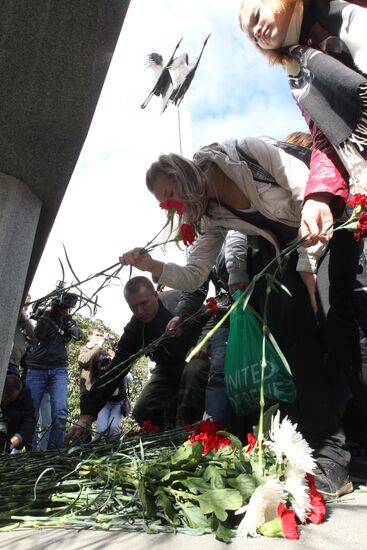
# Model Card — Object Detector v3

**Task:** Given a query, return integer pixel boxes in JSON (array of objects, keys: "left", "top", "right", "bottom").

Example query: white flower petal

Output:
[
  {"left": 268, "top": 411, "right": 316, "bottom": 474},
  {"left": 236, "top": 478, "right": 285, "bottom": 538},
  {"left": 284, "top": 464, "right": 311, "bottom": 523}
]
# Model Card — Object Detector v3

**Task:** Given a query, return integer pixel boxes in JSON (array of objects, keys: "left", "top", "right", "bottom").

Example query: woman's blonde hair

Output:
[
  {"left": 238, "top": 0, "right": 300, "bottom": 66},
  {"left": 146, "top": 153, "right": 209, "bottom": 233}
]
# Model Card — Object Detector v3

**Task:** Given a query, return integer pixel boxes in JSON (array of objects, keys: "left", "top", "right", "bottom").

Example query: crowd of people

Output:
[{"left": 1, "top": 0, "right": 367, "bottom": 505}]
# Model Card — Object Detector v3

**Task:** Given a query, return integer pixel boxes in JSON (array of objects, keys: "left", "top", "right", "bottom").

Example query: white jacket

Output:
[{"left": 157, "top": 137, "right": 325, "bottom": 292}]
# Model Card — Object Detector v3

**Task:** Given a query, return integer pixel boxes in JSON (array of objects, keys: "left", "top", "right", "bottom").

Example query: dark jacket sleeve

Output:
[
  {"left": 172, "top": 281, "right": 209, "bottom": 321},
  {"left": 80, "top": 318, "right": 141, "bottom": 419},
  {"left": 15, "top": 387, "right": 36, "bottom": 447},
  {"left": 33, "top": 315, "right": 53, "bottom": 341}
]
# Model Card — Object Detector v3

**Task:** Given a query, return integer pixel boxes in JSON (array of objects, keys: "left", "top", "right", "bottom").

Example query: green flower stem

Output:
[
  {"left": 29, "top": 262, "right": 121, "bottom": 307},
  {"left": 257, "top": 278, "right": 271, "bottom": 477},
  {"left": 186, "top": 292, "right": 246, "bottom": 363}
]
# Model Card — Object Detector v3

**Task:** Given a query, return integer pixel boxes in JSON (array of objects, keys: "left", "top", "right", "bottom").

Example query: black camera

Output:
[{"left": 56, "top": 292, "right": 79, "bottom": 310}]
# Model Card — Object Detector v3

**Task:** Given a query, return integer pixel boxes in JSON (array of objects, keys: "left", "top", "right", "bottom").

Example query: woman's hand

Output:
[
  {"left": 300, "top": 195, "right": 334, "bottom": 246},
  {"left": 119, "top": 248, "right": 164, "bottom": 278},
  {"left": 119, "top": 248, "right": 153, "bottom": 270},
  {"left": 299, "top": 271, "right": 318, "bottom": 314}
]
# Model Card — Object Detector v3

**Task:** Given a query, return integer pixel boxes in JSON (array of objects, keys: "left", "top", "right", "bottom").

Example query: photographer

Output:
[{"left": 26, "top": 292, "right": 83, "bottom": 449}]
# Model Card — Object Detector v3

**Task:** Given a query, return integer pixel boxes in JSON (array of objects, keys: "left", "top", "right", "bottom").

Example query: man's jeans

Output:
[
  {"left": 38, "top": 392, "right": 52, "bottom": 451},
  {"left": 26, "top": 368, "right": 68, "bottom": 450}
]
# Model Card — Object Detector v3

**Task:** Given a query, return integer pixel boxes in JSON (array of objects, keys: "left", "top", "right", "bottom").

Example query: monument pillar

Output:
[{"left": 0, "top": 173, "right": 41, "bottom": 394}]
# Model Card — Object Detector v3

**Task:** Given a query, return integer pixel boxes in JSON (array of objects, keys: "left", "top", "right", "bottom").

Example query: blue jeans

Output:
[
  {"left": 26, "top": 368, "right": 68, "bottom": 450},
  {"left": 96, "top": 402, "right": 122, "bottom": 438},
  {"left": 205, "top": 325, "right": 232, "bottom": 427},
  {"left": 38, "top": 391, "right": 52, "bottom": 451}
]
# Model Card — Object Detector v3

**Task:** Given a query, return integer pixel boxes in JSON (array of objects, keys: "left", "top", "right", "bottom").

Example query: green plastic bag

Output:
[{"left": 224, "top": 299, "right": 297, "bottom": 416}]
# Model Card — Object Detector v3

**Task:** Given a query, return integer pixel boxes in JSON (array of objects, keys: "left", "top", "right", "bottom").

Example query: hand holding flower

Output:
[
  {"left": 119, "top": 248, "right": 164, "bottom": 279},
  {"left": 300, "top": 194, "right": 334, "bottom": 245}
]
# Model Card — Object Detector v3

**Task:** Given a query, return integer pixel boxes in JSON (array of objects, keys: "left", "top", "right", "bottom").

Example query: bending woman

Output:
[
  {"left": 120, "top": 136, "right": 358, "bottom": 500},
  {"left": 238, "top": 0, "right": 367, "bottom": 242}
]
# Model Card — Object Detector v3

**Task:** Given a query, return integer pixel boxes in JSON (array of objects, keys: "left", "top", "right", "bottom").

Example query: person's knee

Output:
[{"left": 183, "top": 358, "right": 209, "bottom": 383}]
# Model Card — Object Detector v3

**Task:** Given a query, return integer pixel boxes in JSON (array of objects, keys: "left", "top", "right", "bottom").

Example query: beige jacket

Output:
[{"left": 157, "top": 137, "right": 325, "bottom": 292}]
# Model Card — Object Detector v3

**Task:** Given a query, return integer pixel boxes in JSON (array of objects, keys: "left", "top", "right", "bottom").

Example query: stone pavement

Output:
[{"left": 1, "top": 487, "right": 366, "bottom": 550}]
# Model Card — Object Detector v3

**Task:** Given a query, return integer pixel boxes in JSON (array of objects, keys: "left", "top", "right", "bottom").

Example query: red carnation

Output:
[
  {"left": 128, "top": 419, "right": 160, "bottom": 436},
  {"left": 356, "top": 212, "right": 367, "bottom": 241},
  {"left": 188, "top": 418, "right": 231, "bottom": 454},
  {"left": 306, "top": 474, "right": 326, "bottom": 524},
  {"left": 277, "top": 503, "right": 299, "bottom": 540},
  {"left": 160, "top": 199, "right": 185, "bottom": 217},
  {"left": 245, "top": 432, "right": 257, "bottom": 453},
  {"left": 347, "top": 193, "right": 367, "bottom": 210},
  {"left": 205, "top": 297, "right": 218, "bottom": 317},
  {"left": 178, "top": 223, "right": 196, "bottom": 246}
]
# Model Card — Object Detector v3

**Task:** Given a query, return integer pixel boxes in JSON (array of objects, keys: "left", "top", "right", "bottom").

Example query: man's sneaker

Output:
[{"left": 314, "top": 459, "right": 354, "bottom": 502}]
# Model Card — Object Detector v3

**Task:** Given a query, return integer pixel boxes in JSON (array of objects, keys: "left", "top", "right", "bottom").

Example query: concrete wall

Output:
[{"left": 0, "top": 174, "right": 41, "bottom": 391}]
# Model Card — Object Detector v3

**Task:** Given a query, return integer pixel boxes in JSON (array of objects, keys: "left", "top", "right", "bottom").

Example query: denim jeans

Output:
[
  {"left": 26, "top": 368, "right": 68, "bottom": 450},
  {"left": 38, "top": 392, "right": 52, "bottom": 451},
  {"left": 96, "top": 402, "right": 123, "bottom": 438},
  {"left": 205, "top": 325, "right": 232, "bottom": 427}
]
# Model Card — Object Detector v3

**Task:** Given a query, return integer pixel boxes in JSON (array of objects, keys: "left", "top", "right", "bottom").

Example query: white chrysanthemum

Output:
[
  {"left": 284, "top": 463, "right": 311, "bottom": 523},
  {"left": 235, "top": 478, "right": 286, "bottom": 538},
  {"left": 268, "top": 411, "right": 316, "bottom": 474}
]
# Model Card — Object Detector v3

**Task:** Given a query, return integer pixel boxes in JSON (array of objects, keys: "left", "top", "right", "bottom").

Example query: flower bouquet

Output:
[{"left": 0, "top": 413, "right": 324, "bottom": 542}]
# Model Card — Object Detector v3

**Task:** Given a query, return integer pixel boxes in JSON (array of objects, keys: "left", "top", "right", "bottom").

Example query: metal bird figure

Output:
[
  {"left": 169, "top": 34, "right": 211, "bottom": 107},
  {"left": 140, "top": 38, "right": 183, "bottom": 110}
]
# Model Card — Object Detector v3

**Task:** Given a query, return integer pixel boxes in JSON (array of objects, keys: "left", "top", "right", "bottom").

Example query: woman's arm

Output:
[{"left": 119, "top": 226, "right": 226, "bottom": 292}]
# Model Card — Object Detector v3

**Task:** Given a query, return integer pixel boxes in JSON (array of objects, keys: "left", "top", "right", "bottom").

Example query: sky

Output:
[{"left": 30, "top": 0, "right": 306, "bottom": 332}]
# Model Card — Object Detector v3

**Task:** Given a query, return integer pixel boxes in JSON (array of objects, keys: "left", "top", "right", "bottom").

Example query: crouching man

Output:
[{"left": 67, "top": 276, "right": 209, "bottom": 441}]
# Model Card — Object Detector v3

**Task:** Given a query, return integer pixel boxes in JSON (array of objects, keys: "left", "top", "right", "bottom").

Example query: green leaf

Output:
[
  {"left": 179, "top": 476, "right": 211, "bottom": 494},
  {"left": 269, "top": 276, "right": 292, "bottom": 297},
  {"left": 171, "top": 441, "right": 195, "bottom": 464},
  {"left": 217, "top": 431, "right": 242, "bottom": 452},
  {"left": 215, "top": 521, "right": 235, "bottom": 543},
  {"left": 203, "top": 465, "right": 225, "bottom": 489},
  {"left": 160, "top": 469, "right": 188, "bottom": 482},
  {"left": 248, "top": 305, "right": 292, "bottom": 376},
  {"left": 138, "top": 480, "right": 155, "bottom": 517},
  {"left": 253, "top": 403, "right": 279, "bottom": 438},
  {"left": 180, "top": 502, "right": 210, "bottom": 529},
  {"left": 227, "top": 473, "right": 257, "bottom": 501},
  {"left": 171, "top": 441, "right": 202, "bottom": 466},
  {"left": 197, "top": 489, "right": 242, "bottom": 522},
  {"left": 155, "top": 491, "right": 180, "bottom": 525}
]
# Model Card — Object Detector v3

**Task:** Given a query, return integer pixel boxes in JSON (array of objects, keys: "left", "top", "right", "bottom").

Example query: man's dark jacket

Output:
[
  {"left": 81, "top": 290, "right": 207, "bottom": 420},
  {"left": 3, "top": 384, "right": 36, "bottom": 449}
]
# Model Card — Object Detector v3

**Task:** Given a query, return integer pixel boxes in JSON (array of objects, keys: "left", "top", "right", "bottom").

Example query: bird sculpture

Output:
[
  {"left": 140, "top": 35, "right": 210, "bottom": 113},
  {"left": 140, "top": 38, "right": 182, "bottom": 110}
]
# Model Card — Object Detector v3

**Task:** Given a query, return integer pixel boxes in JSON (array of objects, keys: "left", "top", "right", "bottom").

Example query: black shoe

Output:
[{"left": 314, "top": 459, "right": 354, "bottom": 502}]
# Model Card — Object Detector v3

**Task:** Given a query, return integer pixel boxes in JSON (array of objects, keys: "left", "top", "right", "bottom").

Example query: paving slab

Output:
[{"left": 1, "top": 488, "right": 366, "bottom": 550}]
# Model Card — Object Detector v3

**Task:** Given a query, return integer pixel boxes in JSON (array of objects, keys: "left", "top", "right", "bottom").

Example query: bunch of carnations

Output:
[
  {"left": 235, "top": 411, "right": 325, "bottom": 541},
  {"left": 343, "top": 193, "right": 367, "bottom": 241}
]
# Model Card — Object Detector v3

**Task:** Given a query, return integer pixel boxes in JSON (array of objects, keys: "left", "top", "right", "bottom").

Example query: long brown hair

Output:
[{"left": 146, "top": 153, "right": 209, "bottom": 232}]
